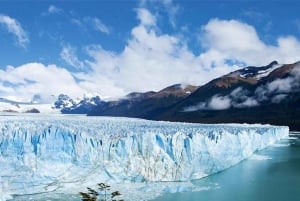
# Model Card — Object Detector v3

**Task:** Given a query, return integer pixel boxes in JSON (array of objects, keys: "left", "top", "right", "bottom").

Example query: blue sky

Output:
[{"left": 1, "top": 0, "right": 300, "bottom": 102}]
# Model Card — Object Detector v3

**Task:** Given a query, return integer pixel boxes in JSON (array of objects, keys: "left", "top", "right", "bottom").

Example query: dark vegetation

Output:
[{"left": 79, "top": 183, "right": 124, "bottom": 201}]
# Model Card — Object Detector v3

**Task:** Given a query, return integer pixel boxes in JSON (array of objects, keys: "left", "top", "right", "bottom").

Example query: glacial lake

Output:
[{"left": 10, "top": 132, "right": 299, "bottom": 201}]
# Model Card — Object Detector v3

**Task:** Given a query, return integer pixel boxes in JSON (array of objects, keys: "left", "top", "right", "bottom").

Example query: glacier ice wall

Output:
[{"left": 0, "top": 115, "right": 288, "bottom": 198}]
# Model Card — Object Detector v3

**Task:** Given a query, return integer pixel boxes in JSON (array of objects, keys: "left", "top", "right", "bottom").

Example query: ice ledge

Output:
[{"left": 0, "top": 115, "right": 289, "bottom": 198}]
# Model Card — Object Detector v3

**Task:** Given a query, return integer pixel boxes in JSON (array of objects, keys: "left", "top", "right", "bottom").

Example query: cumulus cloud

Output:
[
  {"left": 136, "top": 8, "right": 156, "bottom": 26},
  {"left": 72, "top": 10, "right": 239, "bottom": 98},
  {"left": 70, "top": 13, "right": 300, "bottom": 99},
  {"left": 201, "top": 19, "right": 300, "bottom": 66},
  {"left": 0, "top": 63, "right": 85, "bottom": 102},
  {"left": 0, "top": 14, "right": 29, "bottom": 48},
  {"left": 60, "top": 45, "right": 85, "bottom": 70}
]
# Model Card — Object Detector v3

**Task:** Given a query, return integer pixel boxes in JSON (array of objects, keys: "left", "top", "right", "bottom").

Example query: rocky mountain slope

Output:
[
  {"left": 88, "top": 84, "right": 198, "bottom": 119},
  {"left": 157, "top": 61, "right": 300, "bottom": 130}
]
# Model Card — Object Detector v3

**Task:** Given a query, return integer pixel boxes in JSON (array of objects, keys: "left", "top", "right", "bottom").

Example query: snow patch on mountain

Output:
[{"left": 54, "top": 93, "right": 103, "bottom": 114}]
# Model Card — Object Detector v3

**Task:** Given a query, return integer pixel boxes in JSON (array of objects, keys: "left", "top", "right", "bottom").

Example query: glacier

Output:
[{"left": 0, "top": 114, "right": 288, "bottom": 200}]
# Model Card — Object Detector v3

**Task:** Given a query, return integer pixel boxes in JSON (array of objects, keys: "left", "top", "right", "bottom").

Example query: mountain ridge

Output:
[
  {"left": 3, "top": 61, "right": 298, "bottom": 130},
  {"left": 156, "top": 61, "right": 300, "bottom": 130}
]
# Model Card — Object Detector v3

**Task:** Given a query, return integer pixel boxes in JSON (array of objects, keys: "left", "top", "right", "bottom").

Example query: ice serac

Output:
[{"left": 0, "top": 115, "right": 288, "bottom": 198}]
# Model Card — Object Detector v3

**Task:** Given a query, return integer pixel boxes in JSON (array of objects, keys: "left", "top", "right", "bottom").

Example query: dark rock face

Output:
[{"left": 88, "top": 84, "right": 198, "bottom": 119}]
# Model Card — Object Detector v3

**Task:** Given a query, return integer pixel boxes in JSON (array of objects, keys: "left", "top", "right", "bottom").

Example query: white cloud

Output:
[
  {"left": 183, "top": 102, "right": 206, "bottom": 112},
  {"left": 72, "top": 17, "right": 110, "bottom": 34},
  {"left": 267, "top": 77, "right": 293, "bottom": 93},
  {"left": 92, "top": 17, "right": 110, "bottom": 34},
  {"left": 160, "top": 0, "right": 180, "bottom": 27},
  {"left": 0, "top": 63, "right": 86, "bottom": 103},
  {"left": 202, "top": 19, "right": 264, "bottom": 52},
  {"left": 183, "top": 95, "right": 232, "bottom": 111},
  {"left": 69, "top": 12, "right": 300, "bottom": 99},
  {"left": 0, "top": 14, "right": 29, "bottom": 48},
  {"left": 235, "top": 97, "right": 259, "bottom": 108},
  {"left": 72, "top": 10, "right": 235, "bottom": 98},
  {"left": 48, "top": 5, "right": 63, "bottom": 14},
  {"left": 139, "top": 0, "right": 179, "bottom": 27},
  {"left": 136, "top": 8, "right": 156, "bottom": 26},
  {"left": 60, "top": 45, "right": 85, "bottom": 70},
  {"left": 271, "top": 94, "right": 287, "bottom": 104},
  {"left": 201, "top": 19, "right": 300, "bottom": 66},
  {"left": 208, "top": 95, "right": 231, "bottom": 110}
]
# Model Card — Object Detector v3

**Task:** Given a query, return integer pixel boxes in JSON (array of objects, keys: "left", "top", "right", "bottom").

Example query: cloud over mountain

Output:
[{"left": 0, "top": 63, "right": 85, "bottom": 102}]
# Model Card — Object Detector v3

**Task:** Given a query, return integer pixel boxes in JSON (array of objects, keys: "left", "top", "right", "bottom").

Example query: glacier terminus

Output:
[{"left": 0, "top": 114, "right": 289, "bottom": 200}]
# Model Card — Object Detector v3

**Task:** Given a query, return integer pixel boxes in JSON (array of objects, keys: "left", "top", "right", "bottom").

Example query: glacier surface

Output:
[{"left": 0, "top": 114, "right": 288, "bottom": 200}]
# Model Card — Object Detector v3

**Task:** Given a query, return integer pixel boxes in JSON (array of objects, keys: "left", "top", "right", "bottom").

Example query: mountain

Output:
[
  {"left": 157, "top": 61, "right": 300, "bottom": 130},
  {"left": 88, "top": 84, "right": 198, "bottom": 119},
  {"left": 57, "top": 61, "right": 300, "bottom": 130},
  {"left": 54, "top": 94, "right": 103, "bottom": 114}
]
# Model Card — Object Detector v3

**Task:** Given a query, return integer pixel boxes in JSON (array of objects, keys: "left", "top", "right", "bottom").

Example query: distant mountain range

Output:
[
  {"left": 2, "top": 61, "right": 299, "bottom": 130},
  {"left": 88, "top": 61, "right": 300, "bottom": 130}
]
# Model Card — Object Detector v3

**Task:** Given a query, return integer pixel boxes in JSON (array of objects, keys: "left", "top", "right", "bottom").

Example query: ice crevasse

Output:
[{"left": 0, "top": 115, "right": 289, "bottom": 198}]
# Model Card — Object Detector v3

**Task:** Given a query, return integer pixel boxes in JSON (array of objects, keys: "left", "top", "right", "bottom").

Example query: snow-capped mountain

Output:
[
  {"left": 230, "top": 60, "right": 281, "bottom": 80},
  {"left": 54, "top": 94, "right": 103, "bottom": 114},
  {"left": 53, "top": 94, "right": 76, "bottom": 110}
]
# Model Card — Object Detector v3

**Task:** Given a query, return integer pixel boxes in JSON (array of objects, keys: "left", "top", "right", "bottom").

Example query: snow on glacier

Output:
[{"left": 0, "top": 114, "right": 288, "bottom": 200}]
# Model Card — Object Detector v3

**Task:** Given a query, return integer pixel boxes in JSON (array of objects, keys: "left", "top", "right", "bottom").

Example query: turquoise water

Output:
[{"left": 153, "top": 132, "right": 300, "bottom": 201}]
